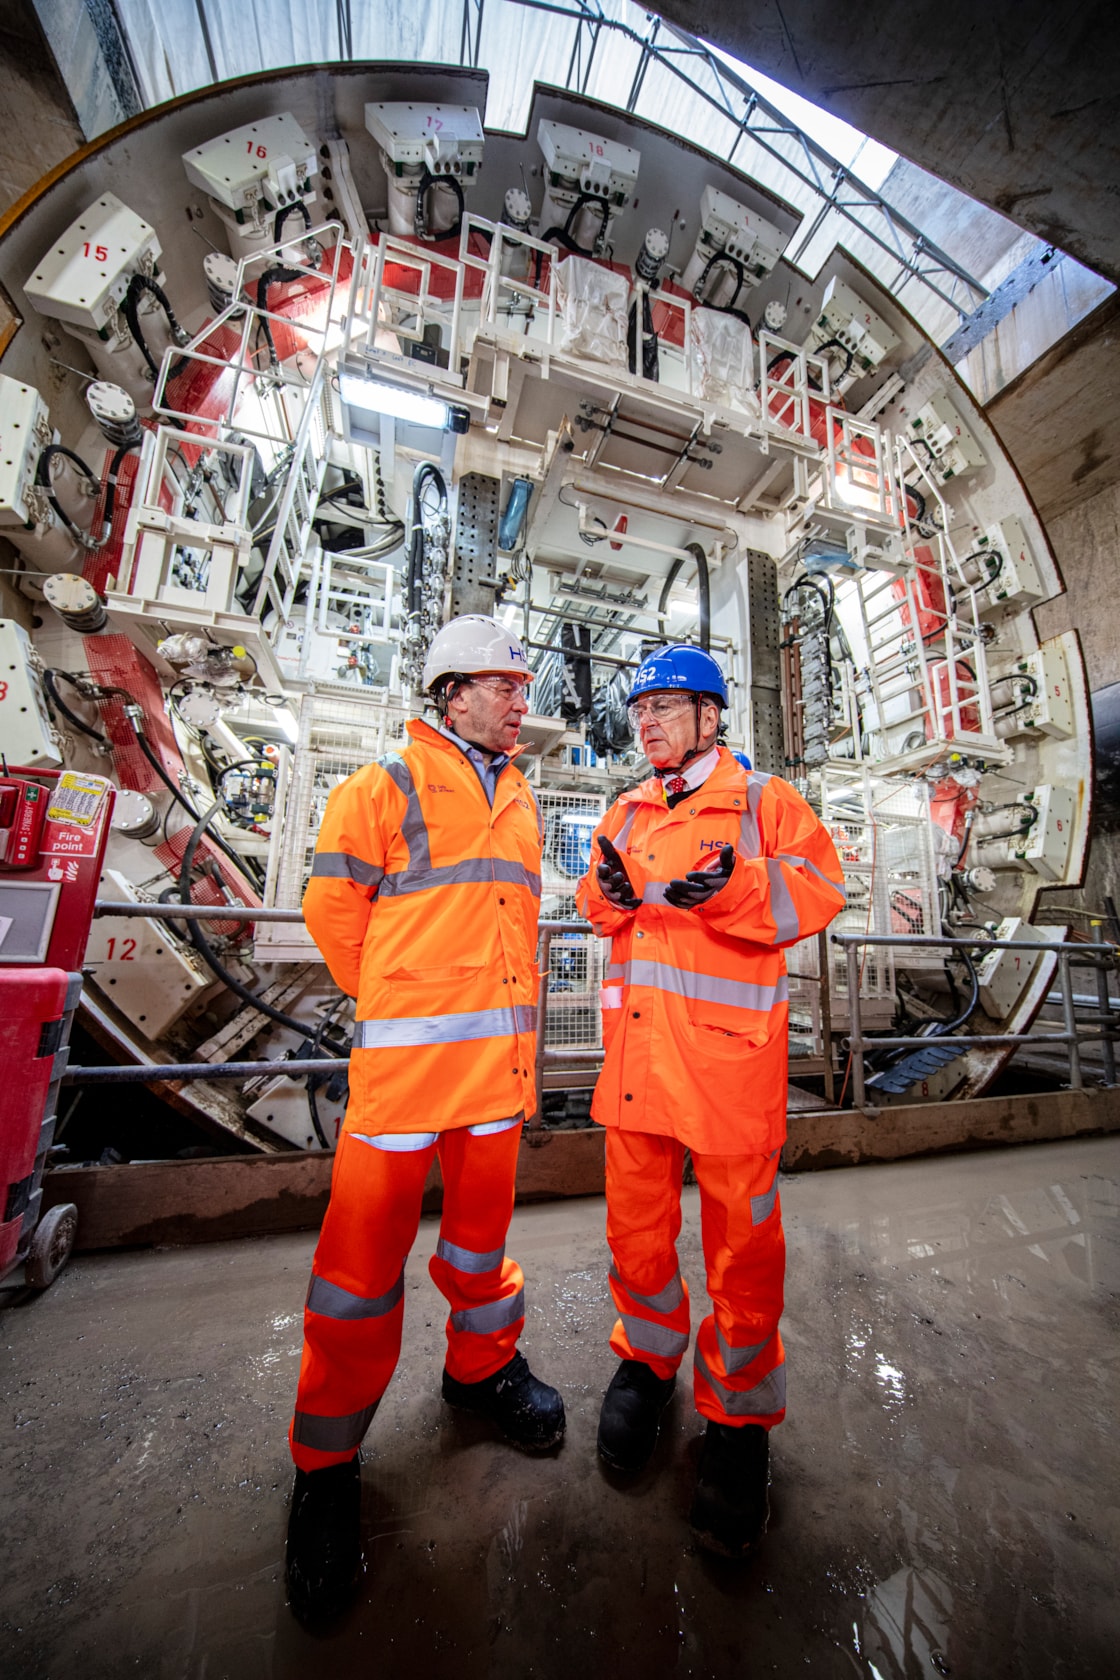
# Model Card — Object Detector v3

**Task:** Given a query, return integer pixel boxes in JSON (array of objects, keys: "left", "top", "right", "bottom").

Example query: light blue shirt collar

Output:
[{"left": 439, "top": 724, "right": 510, "bottom": 806}]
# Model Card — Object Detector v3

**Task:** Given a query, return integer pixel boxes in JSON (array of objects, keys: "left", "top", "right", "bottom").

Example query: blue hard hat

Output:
[
  {"left": 627, "top": 644, "right": 729, "bottom": 707},
  {"left": 731, "top": 750, "right": 753, "bottom": 771}
]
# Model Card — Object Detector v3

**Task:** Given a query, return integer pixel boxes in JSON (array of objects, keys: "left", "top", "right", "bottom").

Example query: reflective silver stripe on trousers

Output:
[
  {"left": 379, "top": 857, "right": 541, "bottom": 898},
  {"left": 622, "top": 1314, "right": 690, "bottom": 1359},
  {"left": 467, "top": 1114, "right": 524, "bottom": 1136},
  {"left": 695, "top": 1347, "right": 786, "bottom": 1415},
  {"left": 716, "top": 1324, "right": 773, "bottom": 1376},
  {"left": 292, "top": 1401, "right": 379, "bottom": 1453},
  {"left": 622, "top": 959, "right": 789, "bottom": 1014},
  {"left": 751, "top": 1174, "right": 780, "bottom": 1225},
  {"left": 450, "top": 1286, "right": 525, "bottom": 1334},
  {"left": 354, "top": 1003, "right": 537, "bottom": 1049},
  {"left": 774, "top": 851, "right": 848, "bottom": 906},
  {"left": 352, "top": 1131, "right": 438, "bottom": 1152},
  {"left": 310, "top": 851, "right": 385, "bottom": 889},
  {"left": 306, "top": 1268, "right": 405, "bottom": 1320},
  {"left": 766, "top": 857, "right": 801, "bottom": 944},
  {"left": 436, "top": 1237, "right": 505, "bottom": 1274},
  {"left": 610, "top": 1262, "right": 685, "bottom": 1315}
]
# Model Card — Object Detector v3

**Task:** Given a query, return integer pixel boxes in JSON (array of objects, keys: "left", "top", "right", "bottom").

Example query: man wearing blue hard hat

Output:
[{"left": 577, "top": 643, "right": 845, "bottom": 1557}]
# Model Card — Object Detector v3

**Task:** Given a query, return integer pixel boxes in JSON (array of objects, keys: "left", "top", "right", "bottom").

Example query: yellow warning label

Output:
[{"left": 47, "top": 771, "right": 107, "bottom": 828}]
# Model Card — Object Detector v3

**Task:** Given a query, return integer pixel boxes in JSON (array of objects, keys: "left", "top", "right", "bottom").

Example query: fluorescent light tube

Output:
[{"left": 338, "top": 370, "right": 467, "bottom": 432}]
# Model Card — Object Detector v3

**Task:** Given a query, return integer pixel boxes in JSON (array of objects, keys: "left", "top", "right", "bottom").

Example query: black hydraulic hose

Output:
[
  {"left": 273, "top": 198, "right": 311, "bottom": 243},
  {"left": 123, "top": 272, "right": 187, "bottom": 382},
  {"left": 256, "top": 263, "right": 304, "bottom": 368},
  {"left": 415, "top": 169, "right": 465, "bottom": 241},
  {"left": 175, "top": 802, "right": 326, "bottom": 1046},
  {"left": 543, "top": 193, "right": 610, "bottom": 256},
  {"left": 940, "top": 947, "right": 980, "bottom": 1033},
  {"left": 692, "top": 251, "right": 751, "bottom": 329},
  {"left": 627, "top": 289, "right": 659, "bottom": 381},
  {"left": 131, "top": 726, "right": 254, "bottom": 882},
  {"left": 406, "top": 460, "right": 447, "bottom": 617},
  {"left": 43, "top": 670, "right": 109, "bottom": 743},
  {"left": 657, "top": 557, "right": 684, "bottom": 631},
  {"left": 102, "top": 442, "right": 136, "bottom": 529},
  {"left": 35, "top": 444, "right": 103, "bottom": 547},
  {"left": 683, "top": 542, "right": 710, "bottom": 652}
]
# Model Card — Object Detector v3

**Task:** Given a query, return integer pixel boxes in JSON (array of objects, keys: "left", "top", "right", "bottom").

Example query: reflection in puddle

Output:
[{"left": 860, "top": 1565, "right": 954, "bottom": 1678}]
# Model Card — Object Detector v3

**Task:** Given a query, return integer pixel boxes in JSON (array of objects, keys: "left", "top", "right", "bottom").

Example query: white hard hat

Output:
[{"left": 421, "top": 615, "right": 535, "bottom": 694}]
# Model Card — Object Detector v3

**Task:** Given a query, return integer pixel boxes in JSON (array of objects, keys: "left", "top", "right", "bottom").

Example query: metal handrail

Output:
[
  {"left": 74, "top": 911, "right": 600, "bottom": 1104},
  {"left": 831, "top": 930, "right": 1119, "bottom": 1110}
]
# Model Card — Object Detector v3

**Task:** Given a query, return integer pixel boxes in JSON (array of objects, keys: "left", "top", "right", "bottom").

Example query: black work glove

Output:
[
  {"left": 664, "top": 844, "right": 735, "bottom": 909},
  {"left": 596, "top": 835, "right": 640, "bottom": 911}
]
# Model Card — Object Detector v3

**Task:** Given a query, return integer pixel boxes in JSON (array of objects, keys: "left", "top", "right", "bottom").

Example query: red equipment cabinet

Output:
[
  {"left": 0, "top": 769, "right": 115, "bottom": 1288},
  {"left": 0, "top": 969, "right": 82, "bottom": 1285}
]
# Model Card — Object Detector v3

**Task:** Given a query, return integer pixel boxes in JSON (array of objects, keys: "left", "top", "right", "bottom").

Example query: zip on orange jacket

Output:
[
  {"left": 302, "top": 717, "right": 544, "bottom": 1135},
  {"left": 575, "top": 749, "right": 846, "bottom": 1156}
]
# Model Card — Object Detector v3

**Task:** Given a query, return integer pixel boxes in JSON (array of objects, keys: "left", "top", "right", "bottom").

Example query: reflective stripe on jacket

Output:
[
  {"left": 576, "top": 749, "right": 845, "bottom": 1154},
  {"left": 303, "top": 719, "right": 543, "bottom": 1133}
]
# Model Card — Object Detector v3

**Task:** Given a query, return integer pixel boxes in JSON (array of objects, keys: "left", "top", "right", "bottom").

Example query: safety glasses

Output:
[
  {"left": 463, "top": 675, "right": 532, "bottom": 702},
  {"left": 626, "top": 693, "right": 693, "bottom": 728}
]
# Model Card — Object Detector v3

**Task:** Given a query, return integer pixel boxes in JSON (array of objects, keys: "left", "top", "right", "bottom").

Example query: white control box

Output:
[
  {"left": 24, "top": 194, "right": 161, "bottom": 334},
  {"left": 537, "top": 119, "right": 640, "bottom": 207},
  {"left": 808, "top": 276, "right": 899, "bottom": 376},
  {"left": 183, "top": 113, "right": 318, "bottom": 214},
  {"left": 85, "top": 868, "right": 214, "bottom": 1036},
  {"left": 366, "top": 103, "right": 485, "bottom": 178},
  {"left": 975, "top": 514, "right": 1045, "bottom": 611},
  {"left": 1014, "top": 783, "right": 1076, "bottom": 880},
  {"left": 998, "top": 641, "right": 1075, "bottom": 740},
  {"left": 0, "top": 376, "right": 50, "bottom": 528},
  {"left": 909, "top": 391, "right": 986, "bottom": 484},
  {"left": 0, "top": 620, "right": 62, "bottom": 766},
  {"left": 975, "top": 916, "right": 1046, "bottom": 1019},
  {"left": 687, "top": 185, "right": 787, "bottom": 284}
]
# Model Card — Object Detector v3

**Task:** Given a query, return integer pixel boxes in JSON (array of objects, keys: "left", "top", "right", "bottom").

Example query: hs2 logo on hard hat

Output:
[{"left": 509, "top": 645, "right": 527, "bottom": 664}]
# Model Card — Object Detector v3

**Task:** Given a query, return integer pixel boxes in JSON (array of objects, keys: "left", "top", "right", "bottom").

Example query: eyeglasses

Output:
[
  {"left": 627, "top": 694, "right": 694, "bottom": 728},
  {"left": 464, "top": 675, "right": 531, "bottom": 702}
]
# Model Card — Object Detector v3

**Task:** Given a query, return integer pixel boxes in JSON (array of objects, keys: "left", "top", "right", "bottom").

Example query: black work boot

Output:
[
  {"left": 688, "top": 1421, "right": 770, "bottom": 1558},
  {"left": 597, "top": 1359, "right": 677, "bottom": 1472},
  {"left": 285, "top": 1454, "right": 363, "bottom": 1626},
  {"left": 442, "top": 1351, "right": 566, "bottom": 1450}
]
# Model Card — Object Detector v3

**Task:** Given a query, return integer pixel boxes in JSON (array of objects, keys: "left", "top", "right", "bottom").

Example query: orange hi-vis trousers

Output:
[
  {"left": 605, "top": 1130, "right": 787, "bottom": 1430},
  {"left": 290, "top": 1118, "right": 526, "bottom": 1472}
]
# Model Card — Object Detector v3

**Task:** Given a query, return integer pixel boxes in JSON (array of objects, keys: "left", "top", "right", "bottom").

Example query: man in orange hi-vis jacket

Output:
[
  {"left": 286, "top": 616, "right": 564, "bottom": 1626},
  {"left": 576, "top": 644, "right": 845, "bottom": 1559}
]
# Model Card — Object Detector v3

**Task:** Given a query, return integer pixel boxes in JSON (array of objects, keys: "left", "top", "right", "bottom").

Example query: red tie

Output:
[{"left": 665, "top": 776, "right": 687, "bottom": 796}]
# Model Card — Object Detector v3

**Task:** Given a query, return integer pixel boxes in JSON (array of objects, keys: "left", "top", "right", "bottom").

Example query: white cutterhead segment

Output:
[
  {"left": 181, "top": 113, "right": 317, "bottom": 212},
  {"left": 24, "top": 194, "right": 161, "bottom": 333},
  {"left": 421, "top": 616, "right": 535, "bottom": 694},
  {"left": 807, "top": 276, "right": 899, "bottom": 374},
  {"left": 365, "top": 103, "right": 484, "bottom": 177},
  {"left": 536, "top": 120, "right": 640, "bottom": 206},
  {"left": 86, "top": 382, "right": 135, "bottom": 427},
  {"left": 688, "top": 184, "right": 788, "bottom": 282},
  {"left": 0, "top": 375, "right": 49, "bottom": 526}
]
